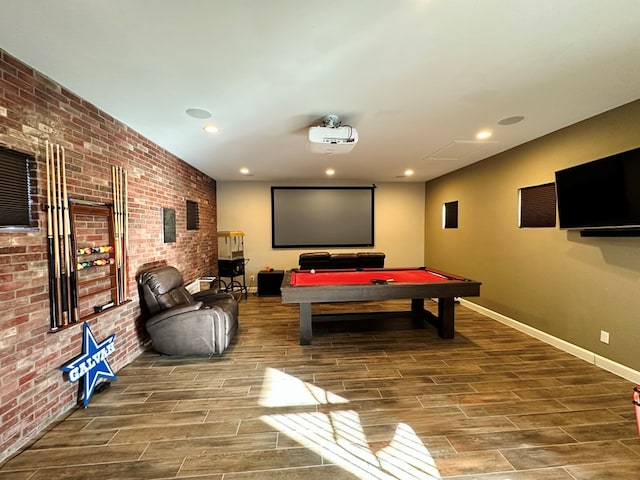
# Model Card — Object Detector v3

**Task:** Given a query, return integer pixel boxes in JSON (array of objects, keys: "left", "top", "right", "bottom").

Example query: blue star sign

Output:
[{"left": 61, "top": 322, "right": 117, "bottom": 408}]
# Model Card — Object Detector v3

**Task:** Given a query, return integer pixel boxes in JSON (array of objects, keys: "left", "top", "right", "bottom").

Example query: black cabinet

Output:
[
  {"left": 218, "top": 258, "right": 247, "bottom": 299},
  {"left": 258, "top": 270, "right": 284, "bottom": 296},
  {"left": 218, "top": 258, "right": 244, "bottom": 277}
]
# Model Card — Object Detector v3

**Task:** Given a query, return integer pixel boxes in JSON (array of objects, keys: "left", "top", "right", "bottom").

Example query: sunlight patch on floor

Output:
[
  {"left": 259, "top": 366, "right": 349, "bottom": 407},
  {"left": 259, "top": 367, "right": 441, "bottom": 480}
]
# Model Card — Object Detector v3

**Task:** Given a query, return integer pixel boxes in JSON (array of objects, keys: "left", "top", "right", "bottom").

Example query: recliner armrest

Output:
[
  {"left": 146, "top": 301, "right": 204, "bottom": 326},
  {"left": 193, "top": 290, "right": 235, "bottom": 303}
]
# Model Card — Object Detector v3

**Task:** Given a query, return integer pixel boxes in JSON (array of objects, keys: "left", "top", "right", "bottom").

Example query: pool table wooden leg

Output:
[
  {"left": 299, "top": 303, "right": 312, "bottom": 345},
  {"left": 438, "top": 297, "right": 455, "bottom": 339},
  {"left": 411, "top": 298, "right": 424, "bottom": 312}
]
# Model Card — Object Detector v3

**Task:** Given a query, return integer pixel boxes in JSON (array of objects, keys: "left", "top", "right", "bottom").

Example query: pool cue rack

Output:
[{"left": 45, "top": 140, "right": 130, "bottom": 330}]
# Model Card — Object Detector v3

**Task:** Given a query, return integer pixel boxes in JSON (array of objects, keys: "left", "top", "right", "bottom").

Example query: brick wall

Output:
[{"left": 0, "top": 50, "right": 219, "bottom": 462}]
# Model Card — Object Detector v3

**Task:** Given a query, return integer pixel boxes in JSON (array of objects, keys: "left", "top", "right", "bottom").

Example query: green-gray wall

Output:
[{"left": 425, "top": 100, "right": 640, "bottom": 372}]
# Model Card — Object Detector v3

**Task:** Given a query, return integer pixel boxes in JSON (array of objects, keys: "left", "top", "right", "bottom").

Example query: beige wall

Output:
[
  {"left": 425, "top": 100, "right": 640, "bottom": 371},
  {"left": 217, "top": 182, "right": 425, "bottom": 288}
]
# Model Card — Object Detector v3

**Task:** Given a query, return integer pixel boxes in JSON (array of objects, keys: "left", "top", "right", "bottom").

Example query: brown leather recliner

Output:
[{"left": 138, "top": 266, "right": 238, "bottom": 356}]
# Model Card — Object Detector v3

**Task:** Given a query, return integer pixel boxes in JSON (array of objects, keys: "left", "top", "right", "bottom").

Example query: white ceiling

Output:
[{"left": 1, "top": 0, "right": 639, "bottom": 183}]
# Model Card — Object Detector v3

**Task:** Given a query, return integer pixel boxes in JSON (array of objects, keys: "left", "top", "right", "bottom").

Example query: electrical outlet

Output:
[
  {"left": 600, "top": 330, "right": 610, "bottom": 344},
  {"left": 250, "top": 275, "right": 255, "bottom": 282}
]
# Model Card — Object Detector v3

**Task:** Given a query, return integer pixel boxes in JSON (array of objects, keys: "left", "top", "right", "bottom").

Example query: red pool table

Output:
[{"left": 281, "top": 267, "right": 482, "bottom": 345}]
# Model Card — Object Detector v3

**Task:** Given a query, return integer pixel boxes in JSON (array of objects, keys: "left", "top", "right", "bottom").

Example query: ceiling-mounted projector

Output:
[{"left": 308, "top": 115, "right": 358, "bottom": 154}]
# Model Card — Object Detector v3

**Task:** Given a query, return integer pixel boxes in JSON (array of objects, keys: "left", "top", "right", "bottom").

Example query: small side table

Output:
[
  {"left": 257, "top": 270, "right": 285, "bottom": 296},
  {"left": 198, "top": 276, "right": 217, "bottom": 292}
]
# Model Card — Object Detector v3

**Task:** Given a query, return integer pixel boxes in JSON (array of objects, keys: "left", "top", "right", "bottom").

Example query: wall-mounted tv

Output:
[
  {"left": 271, "top": 186, "right": 374, "bottom": 248},
  {"left": 555, "top": 147, "right": 640, "bottom": 231}
]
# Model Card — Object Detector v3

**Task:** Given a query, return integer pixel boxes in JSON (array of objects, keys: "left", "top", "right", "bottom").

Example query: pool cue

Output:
[
  {"left": 122, "top": 169, "right": 129, "bottom": 299},
  {"left": 61, "top": 146, "right": 78, "bottom": 323},
  {"left": 45, "top": 142, "right": 59, "bottom": 331},
  {"left": 117, "top": 166, "right": 124, "bottom": 301},
  {"left": 55, "top": 144, "right": 69, "bottom": 326},
  {"left": 118, "top": 166, "right": 124, "bottom": 302},
  {"left": 49, "top": 143, "right": 64, "bottom": 326},
  {"left": 111, "top": 166, "right": 118, "bottom": 303},
  {"left": 111, "top": 166, "right": 122, "bottom": 303}
]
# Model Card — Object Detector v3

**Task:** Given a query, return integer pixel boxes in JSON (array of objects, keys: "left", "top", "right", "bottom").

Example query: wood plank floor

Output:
[{"left": 2, "top": 296, "right": 639, "bottom": 479}]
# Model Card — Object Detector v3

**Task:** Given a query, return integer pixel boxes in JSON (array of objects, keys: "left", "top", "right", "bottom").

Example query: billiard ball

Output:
[{"left": 310, "top": 269, "right": 315, "bottom": 274}]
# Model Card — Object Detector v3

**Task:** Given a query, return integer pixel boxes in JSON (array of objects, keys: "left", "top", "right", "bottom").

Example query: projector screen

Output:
[{"left": 271, "top": 186, "right": 375, "bottom": 248}]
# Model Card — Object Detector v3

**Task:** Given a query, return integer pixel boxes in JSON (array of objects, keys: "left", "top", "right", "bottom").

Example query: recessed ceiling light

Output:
[
  {"left": 498, "top": 115, "right": 525, "bottom": 126},
  {"left": 404, "top": 169, "right": 414, "bottom": 176},
  {"left": 185, "top": 108, "right": 212, "bottom": 119},
  {"left": 240, "top": 167, "right": 250, "bottom": 175},
  {"left": 476, "top": 130, "right": 492, "bottom": 140},
  {"left": 203, "top": 125, "right": 219, "bottom": 134},
  {"left": 326, "top": 168, "right": 335, "bottom": 176}
]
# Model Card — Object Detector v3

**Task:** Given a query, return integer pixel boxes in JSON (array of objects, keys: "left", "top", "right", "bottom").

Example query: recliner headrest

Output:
[
  {"left": 141, "top": 266, "right": 184, "bottom": 295},
  {"left": 139, "top": 266, "right": 194, "bottom": 315}
]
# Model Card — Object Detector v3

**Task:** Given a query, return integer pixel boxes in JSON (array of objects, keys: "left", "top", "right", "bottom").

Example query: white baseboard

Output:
[{"left": 458, "top": 299, "right": 640, "bottom": 385}]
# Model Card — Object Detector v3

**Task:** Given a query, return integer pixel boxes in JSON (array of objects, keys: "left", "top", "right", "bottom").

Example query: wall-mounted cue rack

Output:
[{"left": 45, "top": 141, "right": 129, "bottom": 331}]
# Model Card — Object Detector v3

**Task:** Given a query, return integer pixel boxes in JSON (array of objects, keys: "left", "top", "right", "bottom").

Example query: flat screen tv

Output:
[
  {"left": 555, "top": 147, "right": 640, "bottom": 231},
  {"left": 271, "top": 186, "right": 374, "bottom": 248}
]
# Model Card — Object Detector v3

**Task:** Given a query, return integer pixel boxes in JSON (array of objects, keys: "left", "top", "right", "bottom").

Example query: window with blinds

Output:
[
  {"left": 519, "top": 182, "right": 556, "bottom": 228},
  {"left": 0, "top": 146, "right": 36, "bottom": 229}
]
